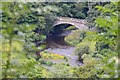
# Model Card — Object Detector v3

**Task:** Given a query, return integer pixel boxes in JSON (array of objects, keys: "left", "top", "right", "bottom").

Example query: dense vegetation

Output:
[{"left": 1, "top": 1, "right": 119, "bottom": 79}]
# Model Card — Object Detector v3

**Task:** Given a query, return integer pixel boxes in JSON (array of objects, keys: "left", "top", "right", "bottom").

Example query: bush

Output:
[
  {"left": 74, "top": 55, "right": 99, "bottom": 78},
  {"left": 65, "top": 26, "right": 76, "bottom": 30},
  {"left": 65, "top": 30, "right": 86, "bottom": 46},
  {"left": 40, "top": 51, "right": 64, "bottom": 60},
  {"left": 46, "top": 61, "right": 53, "bottom": 66},
  {"left": 75, "top": 40, "right": 96, "bottom": 53},
  {"left": 50, "top": 63, "right": 76, "bottom": 78},
  {"left": 39, "top": 59, "right": 53, "bottom": 66}
]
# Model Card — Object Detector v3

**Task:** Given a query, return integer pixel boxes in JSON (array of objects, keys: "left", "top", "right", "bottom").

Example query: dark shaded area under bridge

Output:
[{"left": 46, "top": 24, "right": 76, "bottom": 48}]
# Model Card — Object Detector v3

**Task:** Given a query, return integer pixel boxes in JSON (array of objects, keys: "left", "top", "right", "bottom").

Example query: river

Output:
[{"left": 44, "top": 30, "right": 83, "bottom": 67}]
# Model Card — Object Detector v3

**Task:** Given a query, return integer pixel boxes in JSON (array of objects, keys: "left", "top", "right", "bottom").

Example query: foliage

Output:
[
  {"left": 49, "top": 63, "right": 75, "bottom": 78},
  {"left": 72, "top": 2, "right": 118, "bottom": 78},
  {"left": 65, "top": 26, "right": 76, "bottom": 30},
  {"left": 56, "top": 2, "right": 88, "bottom": 19},
  {"left": 85, "top": 2, "right": 118, "bottom": 78},
  {"left": 40, "top": 51, "right": 65, "bottom": 60},
  {"left": 74, "top": 55, "right": 99, "bottom": 78},
  {"left": 1, "top": 2, "right": 57, "bottom": 78},
  {"left": 1, "top": 39, "right": 50, "bottom": 78},
  {"left": 1, "top": 2, "right": 119, "bottom": 79},
  {"left": 65, "top": 30, "right": 86, "bottom": 46},
  {"left": 96, "top": 50, "right": 118, "bottom": 78},
  {"left": 75, "top": 40, "right": 96, "bottom": 54},
  {"left": 39, "top": 59, "right": 53, "bottom": 66}
]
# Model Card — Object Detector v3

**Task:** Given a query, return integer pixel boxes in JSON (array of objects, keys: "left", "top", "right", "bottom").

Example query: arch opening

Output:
[
  {"left": 46, "top": 23, "right": 78, "bottom": 48},
  {"left": 50, "top": 23, "right": 77, "bottom": 36}
]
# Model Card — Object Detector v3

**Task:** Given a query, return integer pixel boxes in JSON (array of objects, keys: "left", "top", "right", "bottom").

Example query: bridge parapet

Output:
[{"left": 56, "top": 17, "right": 87, "bottom": 24}]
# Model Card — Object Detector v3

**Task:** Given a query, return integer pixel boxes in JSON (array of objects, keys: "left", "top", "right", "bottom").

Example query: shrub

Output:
[
  {"left": 39, "top": 59, "right": 53, "bottom": 66},
  {"left": 65, "top": 30, "right": 86, "bottom": 46},
  {"left": 50, "top": 63, "right": 76, "bottom": 78},
  {"left": 75, "top": 40, "right": 96, "bottom": 52},
  {"left": 74, "top": 55, "right": 99, "bottom": 78},
  {"left": 40, "top": 51, "right": 64, "bottom": 60},
  {"left": 65, "top": 26, "right": 76, "bottom": 30}
]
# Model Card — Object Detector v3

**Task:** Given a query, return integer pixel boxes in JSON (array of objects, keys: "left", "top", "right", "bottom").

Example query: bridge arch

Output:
[
  {"left": 46, "top": 17, "right": 88, "bottom": 48},
  {"left": 46, "top": 23, "right": 75, "bottom": 48},
  {"left": 52, "top": 17, "right": 88, "bottom": 30},
  {"left": 49, "top": 23, "right": 76, "bottom": 36}
]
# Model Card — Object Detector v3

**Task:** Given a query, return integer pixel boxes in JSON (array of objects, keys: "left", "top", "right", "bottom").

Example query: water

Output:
[{"left": 44, "top": 30, "right": 83, "bottom": 67}]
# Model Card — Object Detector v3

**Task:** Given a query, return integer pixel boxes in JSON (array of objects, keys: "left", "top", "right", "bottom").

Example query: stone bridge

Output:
[{"left": 53, "top": 17, "right": 88, "bottom": 30}]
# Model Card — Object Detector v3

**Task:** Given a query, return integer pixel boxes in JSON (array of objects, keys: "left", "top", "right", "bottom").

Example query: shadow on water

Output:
[
  {"left": 46, "top": 24, "right": 76, "bottom": 48},
  {"left": 46, "top": 30, "right": 73, "bottom": 48}
]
